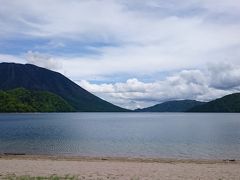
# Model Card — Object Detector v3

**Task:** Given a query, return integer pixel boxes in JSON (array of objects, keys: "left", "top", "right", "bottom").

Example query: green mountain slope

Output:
[
  {"left": 0, "top": 62, "right": 129, "bottom": 112},
  {"left": 188, "top": 93, "right": 240, "bottom": 112},
  {"left": 135, "top": 100, "right": 205, "bottom": 112},
  {"left": 0, "top": 88, "right": 74, "bottom": 112}
]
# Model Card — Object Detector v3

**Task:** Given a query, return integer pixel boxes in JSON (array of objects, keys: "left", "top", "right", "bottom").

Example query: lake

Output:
[{"left": 0, "top": 113, "right": 240, "bottom": 160}]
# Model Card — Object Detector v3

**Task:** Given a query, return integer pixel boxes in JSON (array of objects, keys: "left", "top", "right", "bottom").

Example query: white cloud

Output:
[
  {"left": 25, "top": 51, "right": 62, "bottom": 70},
  {"left": 0, "top": 54, "right": 25, "bottom": 64},
  {"left": 207, "top": 62, "right": 240, "bottom": 90},
  {"left": 78, "top": 63, "right": 240, "bottom": 109}
]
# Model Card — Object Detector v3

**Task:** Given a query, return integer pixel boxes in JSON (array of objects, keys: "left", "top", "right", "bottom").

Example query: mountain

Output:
[
  {"left": 0, "top": 62, "right": 128, "bottom": 112},
  {"left": 135, "top": 100, "right": 205, "bottom": 112},
  {"left": 188, "top": 93, "right": 240, "bottom": 112},
  {"left": 0, "top": 88, "right": 74, "bottom": 112}
]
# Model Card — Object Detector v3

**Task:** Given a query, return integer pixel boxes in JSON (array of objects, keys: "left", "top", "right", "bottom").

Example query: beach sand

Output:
[{"left": 0, "top": 155, "right": 239, "bottom": 179}]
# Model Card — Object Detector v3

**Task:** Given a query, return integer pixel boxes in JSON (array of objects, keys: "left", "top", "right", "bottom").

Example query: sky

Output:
[{"left": 1, "top": 0, "right": 240, "bottom": 109}]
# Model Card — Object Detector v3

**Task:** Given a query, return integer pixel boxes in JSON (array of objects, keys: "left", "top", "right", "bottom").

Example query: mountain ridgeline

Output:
[
  {"left": 0, "top": 63, "right": 128, "bottom": 112},
  {"left": 0, "top": 62, "right": 240, "bottom": 113},
  {"left": 136, "top": 94, "right": 240, "bottom": 112},
  {"left": 135, "top": 100, "right": 205, "bottom": 112},
  {"left": 188, "top": 93, "right": 240, "bottom": 112}
]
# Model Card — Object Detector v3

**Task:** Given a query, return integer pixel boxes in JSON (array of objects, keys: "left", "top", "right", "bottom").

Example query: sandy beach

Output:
[{"left": 0, "top": 155, "right": 239, "bottom": 179}]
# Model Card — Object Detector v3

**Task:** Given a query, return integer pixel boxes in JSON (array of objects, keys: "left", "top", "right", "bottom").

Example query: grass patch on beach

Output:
[{"left": 2, "top": 174, "right": 78, "bottom": 180}]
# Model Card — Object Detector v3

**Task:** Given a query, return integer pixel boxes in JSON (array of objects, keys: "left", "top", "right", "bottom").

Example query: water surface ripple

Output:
[{"left": 0, "top": 113, "right": 240, "bottom": 159}]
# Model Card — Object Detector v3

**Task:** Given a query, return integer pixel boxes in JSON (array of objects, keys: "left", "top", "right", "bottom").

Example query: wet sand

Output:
[{"left": 0, "top": 155, "right": 239, "bottom": 179}]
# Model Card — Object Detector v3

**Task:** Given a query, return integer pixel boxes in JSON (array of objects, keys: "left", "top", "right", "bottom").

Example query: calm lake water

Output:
[{"left": 0, "top": 113, "right": 240, "bottom": 160}]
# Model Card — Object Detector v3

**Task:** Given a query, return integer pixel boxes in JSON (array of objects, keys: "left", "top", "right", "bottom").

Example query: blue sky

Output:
[{"left": 1, "top": 0, "right": 240, "bottom": 109}]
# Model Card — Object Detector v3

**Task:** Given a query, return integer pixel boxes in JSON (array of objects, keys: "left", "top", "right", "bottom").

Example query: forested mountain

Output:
[
  {"left": 0, "top": 63, "right": 128, "bottom": 112},
  {"left": 135, "top": 100, "right": 205, "bottom": 112},
  {"left": 188, "top": 93, "right": 240, "bottom": 112}
]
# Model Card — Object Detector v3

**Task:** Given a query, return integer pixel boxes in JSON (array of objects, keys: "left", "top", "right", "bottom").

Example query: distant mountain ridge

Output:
[
  {"left": 135, "top": 100, "right": 205, "bottom": 112},
  {"left": 0, "top": 62, "right": 128, "bottom": 112},
  {"left": 1, "top": 62, "right": 240, "bottom": 113},
  {"left": 188, "top": 93, "right": 240, "bottom": 112},
  {"left": 136, "top": 93, "right": 240, "bottom": 113}
]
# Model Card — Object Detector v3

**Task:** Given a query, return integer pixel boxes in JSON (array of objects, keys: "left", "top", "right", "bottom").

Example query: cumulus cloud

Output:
[
  {"left": 78, "top": 63, "right": 240, "bottom": 109},
  {"left": 25, "top": 51, "right": 62, "bottom": 70},
  {"left": 0, "top": 54, "right": 25, "bottom": 64},
  {"left": 207, "top": 63, "right": 240, "bottom": 90}
]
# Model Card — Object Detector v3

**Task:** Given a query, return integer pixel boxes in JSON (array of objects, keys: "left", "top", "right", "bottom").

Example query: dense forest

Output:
[{"left": 0, "top": 88, "right": 74, "bottom": 112}]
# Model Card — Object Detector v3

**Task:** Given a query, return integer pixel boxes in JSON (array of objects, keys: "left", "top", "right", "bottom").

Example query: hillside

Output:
[
  {"left": 0, "top": 88, "right": 74, "bottom": 112},
  {"left": 135, "top": 100, "right": 205, "bottom": 112},
  {"left": 0, "top": 62, "right": 128, "bottom": 112},
  {"left": 188, "top": 93, "right": 240, "bottom": 112}
]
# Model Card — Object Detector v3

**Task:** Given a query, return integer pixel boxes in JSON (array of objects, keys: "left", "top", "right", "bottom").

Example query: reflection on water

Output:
[{"left": 0, "top": 113, "right": 240, "bottom": 159}]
